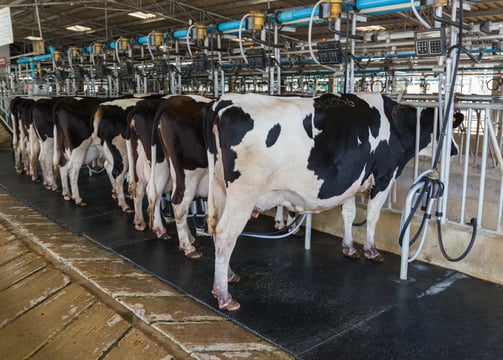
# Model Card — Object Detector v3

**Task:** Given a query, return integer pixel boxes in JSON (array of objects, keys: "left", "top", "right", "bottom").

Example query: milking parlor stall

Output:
[{"left": 0, "top": 0, "right": 503, "bottom": 359}]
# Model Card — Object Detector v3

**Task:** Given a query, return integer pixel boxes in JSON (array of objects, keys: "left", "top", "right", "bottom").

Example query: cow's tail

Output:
[
  {"left": 146, "top": 107, "right": 163, "bottom": 231},
  {"left": 203, "top": 100, "right": 218, "bottom": 161},
  {"left": 91, "top": 106, "right": 103, "bottom": 141},
  {"left": 52, "top": 101, "right": 63, "bottom": 179},
  {"left": 10, "top": 98, "right": 19, "bottom": 162},
  {"left": 202, "top": 100, "right": 219, "bottom": 235},
  {"left": 126, "top": 104, "right": 145, "bottom": 199}
]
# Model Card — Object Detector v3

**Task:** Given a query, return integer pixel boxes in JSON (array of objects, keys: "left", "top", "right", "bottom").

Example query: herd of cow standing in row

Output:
[{"left": 8, "top": 92, "right": 445, "bottom": 310}]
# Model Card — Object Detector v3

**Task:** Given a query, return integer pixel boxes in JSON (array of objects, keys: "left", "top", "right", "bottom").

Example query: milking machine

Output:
[{"left": 399, "top": 0, "right": 478, "bottom": 280}]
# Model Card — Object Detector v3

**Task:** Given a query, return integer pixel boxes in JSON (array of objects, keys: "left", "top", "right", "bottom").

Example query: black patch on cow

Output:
[
  {"left": 52, "top": 97, "right": 106, "bottom": 167},
  {"left": 265, "top": 124, "right": 281, "bottom": 147},
  {"left": 203, "top": 100, "right": 233, "bottom": 157},
  {"left": 54, "top": 97, "right": 104, "bottom": 150},
  {"left": 156, "top": 96, "right": 208, "bottom": 205},
  {"left": 308, "top": 93, "right": 405, "bottom": 200},
  {"left": 303, "top": 114, "right": 313, "bottom": 138},
  {"left": 128, "top": 99, "right": 164, "bottom": 164},
  {"left": 31, "top": 99, "right": 55, "bottom": 141},
  {"left": 96, "top": 105, "right": 129, "bottom": 178},
  {"left": 217, "top": 105, "right": 254, "bottom": 185}
]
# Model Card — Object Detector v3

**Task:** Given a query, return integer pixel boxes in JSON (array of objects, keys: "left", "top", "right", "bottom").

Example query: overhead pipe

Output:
[
  {"left": 16, "top": 45, "right": 56, "bottom": 64},
  {"left": 16, "top": 53, "right": 53, "bottom": 64},
  {"left": 357, "top": 0, "right": 423, "bottom": 15},
  {"left": 277, "top": 6, "right": 320, "bottom": 23}
]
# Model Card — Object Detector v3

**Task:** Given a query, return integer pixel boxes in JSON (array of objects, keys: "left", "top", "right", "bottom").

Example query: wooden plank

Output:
[
  {"left": 29, "top": 303, "right": 130, "bottom": 359},
  {"left": 0, "top": 283, "right": 96, "bottom": 359},
  {"left": 104, "top": 328, "right": 175, "bottom": 360},
  {"left": 0, "top": 252, "right": 46, "bottom": 291},
  {"left": 0, "top": 266, "right": 70, "bottom": 328}
]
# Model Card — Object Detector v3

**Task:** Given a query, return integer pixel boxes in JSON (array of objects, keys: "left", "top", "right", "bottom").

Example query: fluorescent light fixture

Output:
[
  {"left": 356, "top": 25, "right": 386, "bottom": 32},
  {"left": 128, "top": 11, "right": 156, "bottom": 20},
  {"left": 66, "top": 25, "right": 92, "bottom": 32},
  {"left": 25, "top": 35, "right": 43, "bottom": 40}
]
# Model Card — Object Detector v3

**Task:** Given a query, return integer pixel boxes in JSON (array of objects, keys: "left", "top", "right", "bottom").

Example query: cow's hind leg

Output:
[
  {"left": 104, "top": 161, "right": 117, "bottom": 200},
  {"left": 29, "top": 125, "right": 40, "bottom": 182},
  {"left": 274, "top": 206, "right": 285, "bottom": 229},
  {"left": 341, "top": 197, "right": 360, "bottom": 258},
  {"left": 40, "top": 139, "right": 58, "bottom": 191},
  {"left": 364, "top": 185, "right": 392, "bottom": 262},
  {"left": 59, "top": 163, "right": 71, "bottom": 201},
  {"left": 172, "top": 189, "right": 203, "bottom": 259},
  {"left": 133, "top": 181, "right": 147, "bottom": 231},
  {"left": 212, "top": 198, "right": 254, "bottom": 311}
]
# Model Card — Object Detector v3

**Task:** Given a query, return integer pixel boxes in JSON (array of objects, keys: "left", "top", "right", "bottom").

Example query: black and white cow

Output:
[
  {"left": 154, "top": 95, "right": 211, "bottom": 258},
  {"left": 204, "top": 92, "right": 449, "bottom": 311},
  {"left": 10, "top": 96, "right": 49, "bottom": 179},
  {"left": 92, "top": 95, "right": 163, "bottom": 212},
  {"left": 9, "top": 96, "right": 28, "bottom": 175},
  {"left": 126, "top": 97, "right": 168, "bottom": 236},
  {"left": 31, "top": 97, "right": 60, "bottom": 191},
  {"left": 53, "top": 97, "right": 108, "bottom": 205}
]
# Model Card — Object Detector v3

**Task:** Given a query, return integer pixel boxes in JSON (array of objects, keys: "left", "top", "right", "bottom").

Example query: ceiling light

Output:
[
  {"left": 66, "top": 25, "right": 92, "bottom": 32},
  {"left": 356, "top": 25, "right": 386, "bottom": 32},
  {"left": 128, "top": 11, "right": 156, "bottom": 20},
  {"left": 25, "top": 36, "right": 43, "bottom": 41}
]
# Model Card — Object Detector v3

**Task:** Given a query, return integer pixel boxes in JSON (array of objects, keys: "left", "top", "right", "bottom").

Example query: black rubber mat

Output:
[{"left": 1, "top": 150, "right": 502, "bottom": 359}]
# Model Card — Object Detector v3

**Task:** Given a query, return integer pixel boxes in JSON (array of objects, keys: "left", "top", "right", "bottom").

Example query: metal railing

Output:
[
  {"left": 392, "top": 96, "right": 503, "bottom": 234},
  {"left": 0, "top": 94, "right": 12, "bottom": 134}
]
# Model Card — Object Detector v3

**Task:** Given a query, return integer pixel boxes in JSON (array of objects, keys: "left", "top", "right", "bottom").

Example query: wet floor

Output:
[{"left": 1, "top": 150, "right": 502, "bottom": 359}]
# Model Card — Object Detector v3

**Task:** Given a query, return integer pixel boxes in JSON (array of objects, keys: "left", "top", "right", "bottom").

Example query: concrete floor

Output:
[{"left": 0, "top": 188, "right": 292, "bottom": 359}]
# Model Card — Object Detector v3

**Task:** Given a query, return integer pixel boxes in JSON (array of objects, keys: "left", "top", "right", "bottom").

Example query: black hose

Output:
[
  {"left": 437, "top": 217, "right": 477, "bottom": 261},
  {"left": 352, "top": 219, "right": 366, "bottom": 227},
  {"left": 399, "top": 178, "right": 431, "bottom": 247}
]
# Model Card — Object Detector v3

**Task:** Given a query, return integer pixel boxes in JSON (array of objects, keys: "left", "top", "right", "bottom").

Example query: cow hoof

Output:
[
  {"left": 76, "top": 201, "right": 87, "bottom": 207},
  {"left": 63, "top": 194, "right": 71, "bottom": 201},
  {"left": 135, "top": 224, "right": 146, "bottom": 231},
  {"left": 342, "top": 246, "right": 360, "bottom": 259},
  {"left": 364, "top": 250, "right": 384, "bottom": 262},
  {"left": 292, "top": 228, "right": 305, "bottom": 237},
  {"left": 159, "top": 233, "right": 172, "bottom": 240},
  {"left": 185, "top": 249, "right": 203, "bottom": 259},
  {"left": 219, "top": 298, "right": 241, "bottom": 311},
  {"left": 228, "top": 272, "right": 241, "bottom": 283}
]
